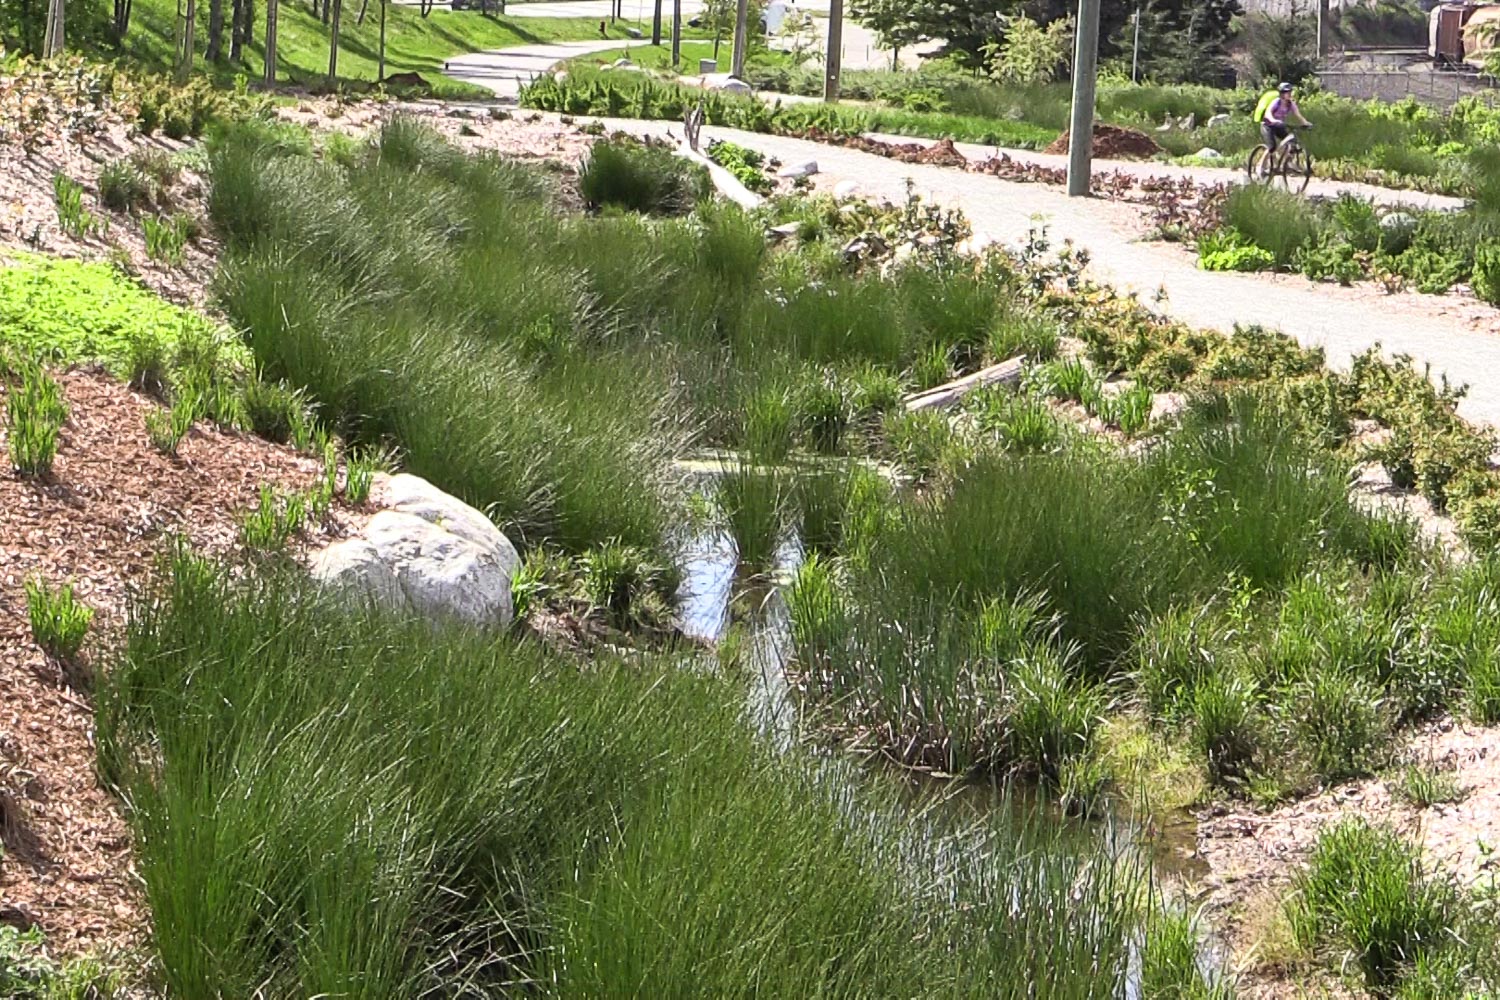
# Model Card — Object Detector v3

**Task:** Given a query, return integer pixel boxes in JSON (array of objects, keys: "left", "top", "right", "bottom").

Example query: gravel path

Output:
[{"left": 444, "top": 39, "right": 625, "bottom": 99}]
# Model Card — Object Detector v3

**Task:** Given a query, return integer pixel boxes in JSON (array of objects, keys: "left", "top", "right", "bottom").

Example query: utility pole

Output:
[
  {"left": 1066, "top": 0, "right": 1100, "bottom": 197},
  {"left": 652, "top": 0, "right": 662, "bottom": 44},
  {"left": 731, "top": 0, "right": 749, "bottom": 77},
  {"left": 671, "top": 0, "right": 681, "bottom": 64},
  {"left": 1131, "top": 5, "right": 1140, "bottom": 83},
  {"left": 824, "top": 0, "right": 843, "bottom": 101}
]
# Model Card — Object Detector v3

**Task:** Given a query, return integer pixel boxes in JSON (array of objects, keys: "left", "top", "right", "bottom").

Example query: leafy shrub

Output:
[
  {"left": 25, "top": 577, "right": 93, "bottom": 663},
  {"left": 707, "top": 140, "right": 772, "bottom": 194},
  {"left": 1473, "top": 242, "right": 1500, "bottom": 307},
  {"left": 5, "top": 362, "right": 67, "bottom": 477},
  {"left": 1197, "top": 228, "right": 1275, "bottom": 272},
  {"left": 971, "top": 392, "right": 1063, "bottom": 453},
  {"left": 578, "top": 138, "right": 710, "bottom": 215}
]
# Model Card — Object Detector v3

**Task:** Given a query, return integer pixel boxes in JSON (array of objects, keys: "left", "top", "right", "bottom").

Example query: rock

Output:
[
  {"left": 768, "top": 221, "right": 803, "bottom": 242},
  {"left": 1381, "top": 211, "right": 1418, "bottom": 231},
  {"left": 702, "top": 73, "right": 752, "bottom": 95},
  {"left": 1206, "top": 113, "right": 1231, "bottom": 128},
  {"left": 553, "top": 70, "right": 569, "bottom": 84},
  {"left": 625, "top": 26, "right": 643, "bottom": 38},
  {"left": 611, "top": 58, "right": 635, "bottom": 68},
  {"left": 1194, "top": 147, "right": 1222, "bottom": 159},
  {"left": 778, "top": 159, "right": 818, "bottom": 179},
  {"left": 309, "top": 473, "right": 520, "bottom": 629},
  {"left": 833, "top": 179, "right": 861, "bottom": 201}
]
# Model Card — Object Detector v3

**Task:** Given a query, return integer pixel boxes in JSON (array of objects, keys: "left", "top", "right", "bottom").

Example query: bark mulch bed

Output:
[{"left": 0, "top": 368, "right": 350, "bottom": 956}]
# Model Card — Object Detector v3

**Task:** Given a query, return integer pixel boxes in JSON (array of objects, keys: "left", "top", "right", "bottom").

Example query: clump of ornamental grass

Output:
[
  {"left": 97, "top": 554, "right": 1162, "bottom": 998},
  {"left": 6, "top": 361, "right": 68, "bottom": 477},
  {"left": 25, "top": 577, "right": 93, "bottom": 664}
]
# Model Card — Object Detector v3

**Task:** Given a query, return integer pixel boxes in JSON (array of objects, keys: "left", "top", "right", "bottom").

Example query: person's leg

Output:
[{"left": 1259, "top": 123, "right": 1278, "bottom": 175}]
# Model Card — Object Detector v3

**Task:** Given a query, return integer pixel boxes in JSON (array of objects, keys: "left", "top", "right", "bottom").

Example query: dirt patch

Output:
[
  {"left": 1044, "top": 123, "right": 1163, "bottom": 160},
  {"left": 0, "top": 369, "right": 354, "bottom": 955}
]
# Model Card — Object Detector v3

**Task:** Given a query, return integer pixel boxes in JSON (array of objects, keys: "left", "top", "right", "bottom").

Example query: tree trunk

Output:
[
  {"left": 652, "top": 0, "right": 662, "bottom": 44},
  {"left": 355, "top": 0, "right": 368, "bottom": 26},
  {"left": 43, "top": 0, "right": 65, "bottom": 56},
  {"left": 264, "top": 0, "right": 278, "bottom": 85},
  {"left": 177, "top": 0, "right": 196, "bottom": 79},
  {"left": 206, "top": 0, "right": 224, "bottom": 61},
  {"left": 327, "top": 0, "right": 342, "bottom": 84},
  {"left": 113, "top": 0, "right": 133, "bottom": 40},
  {"left": 378, "top": 0, "right": 386, "bottom": 80}
]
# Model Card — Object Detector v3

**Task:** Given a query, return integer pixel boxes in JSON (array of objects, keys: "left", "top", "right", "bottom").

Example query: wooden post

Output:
[
  {"left": 824, "top": 0, "right": 843, "bottom": 101},
  {"left": 731, "top": 0, "right": 748, "bottom": 77},
  {"left": 378, "top": 0, "right": 386, "bottom": 81},
  {"left": 1066, "top": 0, "right": 1100, "bottom": 197}
]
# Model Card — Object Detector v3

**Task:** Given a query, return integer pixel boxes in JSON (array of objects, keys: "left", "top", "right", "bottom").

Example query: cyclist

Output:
[{"left": 1253, "top": 82, "right": 1312, "bottom": 175}]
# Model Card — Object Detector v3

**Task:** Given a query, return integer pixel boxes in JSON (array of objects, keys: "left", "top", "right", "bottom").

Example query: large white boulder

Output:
[{"left": 310, "top": 473, "right": 521, "bottom": 629}]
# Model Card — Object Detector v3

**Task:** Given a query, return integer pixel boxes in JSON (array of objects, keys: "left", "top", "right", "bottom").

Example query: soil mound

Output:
[
  {"left": 1044, "top": 124, "right": 1162, "bottom": 160},
  {"left": 794, "top": 129, "right": 968, "bottom": 167},
  {"left": 0, "top": 370, "right": 346, "bottom": 954}
]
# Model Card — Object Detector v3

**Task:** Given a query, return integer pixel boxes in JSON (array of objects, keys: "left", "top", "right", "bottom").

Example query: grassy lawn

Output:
[{"left": 113, "top": 0, "right": 633, "bottom": 95}]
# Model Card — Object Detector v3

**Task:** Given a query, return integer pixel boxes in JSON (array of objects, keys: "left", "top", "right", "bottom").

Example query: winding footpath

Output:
[{"left": 442, "top": 38, "right": 1500, "bottom": 426}]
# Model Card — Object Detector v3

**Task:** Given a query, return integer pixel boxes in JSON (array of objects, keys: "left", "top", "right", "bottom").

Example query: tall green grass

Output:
[
  {"left": 208, "top": 118, "right": 1054, "bottom": 555},
  {"left": 98, "top": 553, "right": 1175, "bottom": 998},
  {"left": 788, "top": 397, "right": 1412, "bottom": 775}
]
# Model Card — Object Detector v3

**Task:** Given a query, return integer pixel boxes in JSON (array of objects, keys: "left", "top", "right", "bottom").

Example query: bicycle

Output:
[{"left": 1246, "top": 126, "right": 1313, "bottom": 195}]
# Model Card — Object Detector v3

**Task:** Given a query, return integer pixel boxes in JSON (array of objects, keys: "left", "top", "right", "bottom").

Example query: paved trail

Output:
[
  {"left": 597, "top": 118, "right": 1500, "bottom": 427},
  {"left": 432, "top": 33, "right": 1500, "bottom": 426}
]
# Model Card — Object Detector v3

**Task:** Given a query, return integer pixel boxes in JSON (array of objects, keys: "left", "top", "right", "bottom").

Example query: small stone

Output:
[
  {"left": 778, "top": 159, "right": 818, "bottom": 179},
  {"left": 1193, "top": 147, "right": 1222, "bottom": 159},
  {"left": 833, "top": 179, "right": 860, "bottom": 200},
  {"left": 1206, "top": 113, "right": 1231, "bottom": 128}
]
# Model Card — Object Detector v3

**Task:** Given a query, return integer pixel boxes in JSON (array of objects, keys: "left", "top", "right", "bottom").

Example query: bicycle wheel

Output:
[
  {"left": 1246, "top": 145, "right": 1271, "bottom": 183},
  {"left": 1282, "top": 146, "right": 1313, "bottom": 195}
]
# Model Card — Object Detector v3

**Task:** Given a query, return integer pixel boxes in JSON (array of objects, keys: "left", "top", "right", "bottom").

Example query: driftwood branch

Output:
[{"left": 903, "top": 357, "right": 1025, "bottom": 412}]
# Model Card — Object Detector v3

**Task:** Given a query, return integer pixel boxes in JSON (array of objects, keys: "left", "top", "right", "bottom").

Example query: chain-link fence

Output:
[{"left": 1317, "top": 68, "right": 1499, "bottom": 106}]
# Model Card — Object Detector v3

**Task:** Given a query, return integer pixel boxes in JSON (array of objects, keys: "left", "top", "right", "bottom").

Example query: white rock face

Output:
[
  {"left": 1206, "top": 113, "right": 1231, "bottom": 128},
  {"left": 1194, "top": 147, "right": 1222, "bottom": 159},
  {"left": 310, "top": 474, "right": 521, "bottom": 629},
  {"left": 703, "top": 73, "right": 752, "bottom": 95},
  {"left": 778, "top": 159, "right": 819, "bottom": 179},
  {"left": 833, "top": 179, "right": 861, "bottom": 200}
]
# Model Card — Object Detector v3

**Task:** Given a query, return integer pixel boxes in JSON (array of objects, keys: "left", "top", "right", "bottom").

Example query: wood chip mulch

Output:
[{"left": 0, "top": 367, "right": 350, "bottom": 957}]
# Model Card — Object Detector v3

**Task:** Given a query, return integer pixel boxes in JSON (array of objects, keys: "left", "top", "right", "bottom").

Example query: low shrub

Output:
[
  {"left": 242, "top": 375, "right": 312, "bottom": 445},
  {"left": 1197, "top": 228, "right": 1275, "bottom": 272},
  {"left": 1223, "top": 184, "right": 1321, "bottom": 269},
  {"left": 1292, "top": 668, "right": 1390, "bottom": 782},
  {"left": 53, "top": 172, "right": 101, "bottom": 238},
  {"left": 707, "top": 140, "right": 772, "bottom": 194},
  {"left": 98, "top": 157, "right": 154, "bottom": 213},
  {"left": 580, "top": 539, "right": 667, "bottom": 627},
  {"left": 143, "top": 214, "right": 191, "bottom": 264},
  {"left": 1473, "top": 242, "right": 1500, "bottom": 307},
  {"left": 25, "top": 577, "right": 93, "bottom": 663},
  {"left": 578, "top": 138, "right": 710, "bottom": 215},
  {"left": 1189, "top": 668, "right": 1261, "bottom": 785}
]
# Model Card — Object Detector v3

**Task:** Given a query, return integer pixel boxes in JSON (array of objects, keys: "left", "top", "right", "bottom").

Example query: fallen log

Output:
[{"left": 903, "top": 356, "right": 1025, "bottom": 412}]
